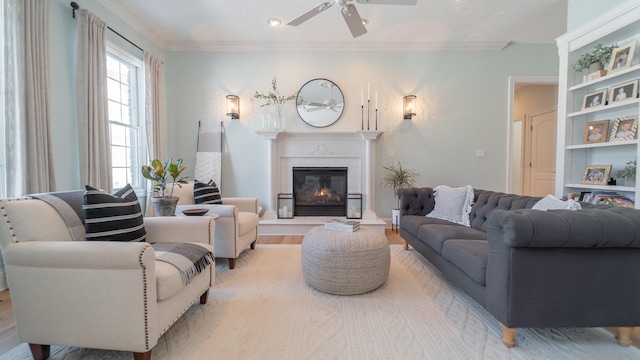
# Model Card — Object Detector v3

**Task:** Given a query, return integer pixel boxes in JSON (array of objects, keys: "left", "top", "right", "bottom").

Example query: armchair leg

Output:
[
  {"left": 499, "top": 323, "right": 517, "bottom": 348},
  {"left": 250, "top": 240, "right": 256, "bottom": 249},
  {"left": 228, "top": 258, "right": 236, "bottom": 269},
  {"left": 616, "top": 327, "right": 634, "bottom": 347},
  {"left": 403, "top": 240, "right": 409, "bottom": 250},
  {"left": 200, "top": 290, "right": 209, "bottom": 304},
  {"left": 29, "top": 344, "right": 50, "bottom": 360},
  {"left": 134, "top": 350, "right": 152, "bottom": 360}
]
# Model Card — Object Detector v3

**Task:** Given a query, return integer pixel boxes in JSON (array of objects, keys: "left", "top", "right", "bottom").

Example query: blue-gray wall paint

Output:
[{"left": 567, "top": 0, "right": 627, "bottom": 32}]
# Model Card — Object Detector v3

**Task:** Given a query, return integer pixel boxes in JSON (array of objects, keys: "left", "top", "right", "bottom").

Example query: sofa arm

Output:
[
  {"left": 399, "top": 187, "right": 435, "bottom": 217},
  {"left": 487, "top": 208, "right": 640, "bottom": 248},
  {"left": 222, "top": 197, "right": 258, "bottom": 213},
  {"left": 485, "top": 207, "right": 640, "bottom": 329},
  {"left": 144, "top": 216, "right": 215, "bottom": 246},
  {"left": 4, "top": 241, "right": 159, "bottom": 352}
]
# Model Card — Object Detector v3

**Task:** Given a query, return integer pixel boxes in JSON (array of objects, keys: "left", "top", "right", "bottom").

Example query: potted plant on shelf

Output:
[
  {"left": 572, "top": 43, "right": 617, "bottom": 73},
  {"left": 614, "top": 159, "right": 637, "bottom": 187},
  {"left": 251, "top": 76, "right": 296, "bottom": 130},
  {"left": 141, "top": 157, "right": 188, "bottom": 216},
  {"left": 382, "top": 161, "right": 418, "bottom": 228}
]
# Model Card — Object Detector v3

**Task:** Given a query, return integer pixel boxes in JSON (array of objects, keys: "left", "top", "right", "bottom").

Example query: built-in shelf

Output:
[
  {"left": 567, "top": 98, "right": 640, "bottom": 118},
  {"left": 569, "top": 64, "right": 640, "bottom": 91},
  {"left": 566, "top": 183, "right": 636, "bottom": 192},
  {"left": 566, "top": 139, "right": 638, "bottom": 150}
]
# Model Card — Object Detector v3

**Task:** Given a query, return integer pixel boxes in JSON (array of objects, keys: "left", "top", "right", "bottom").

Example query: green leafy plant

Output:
[
  {"left": 614, "top": 159, "right": 637, "bottom": 179},
  {"left": 141, "top": 157, "right": 188, "bottom": 197},
  {"left": 572, "top": 43, "right": 617, "bottom": 72},
  {"left": 382, "top": 161, "right": 419, "bottom": 209},
  {"left": 251, "top": 76, "right": 296, "bottom": 117}
]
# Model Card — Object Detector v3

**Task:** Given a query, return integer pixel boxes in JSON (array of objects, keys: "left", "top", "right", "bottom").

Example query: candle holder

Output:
[
  {"left": 346, "top": 193, "right": 363, "bottom": 219},
  {"left": 277, "top": 193, "right": 294, "bottom": 219},
  {"left": 361, "top": 105, "right": 364, "bottom": 130},
  {"left": 367, "top": 99, "right": 371, "bottom": 130},
  {"left": 375, "top": 108, "right": 378, "bottom": 130}
]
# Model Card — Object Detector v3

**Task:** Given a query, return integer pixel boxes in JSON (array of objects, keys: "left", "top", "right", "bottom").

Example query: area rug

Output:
[{"left": 2, "top": 245, "right": 639, "bottom": 360}]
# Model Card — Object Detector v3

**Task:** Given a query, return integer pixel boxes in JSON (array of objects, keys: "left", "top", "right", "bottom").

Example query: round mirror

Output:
[{"left": 296, "top": 79, "right": 344, "bottom": 128}]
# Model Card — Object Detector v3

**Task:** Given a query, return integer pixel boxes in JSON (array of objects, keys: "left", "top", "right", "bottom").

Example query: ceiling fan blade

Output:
[
  {"left": 287, "top": 2, "right": 334, "bottom": 26},
  {"left": 355, "top": 0, "right": 417, "bottom": 5},
  {"left": 341, "top": 4, "right": 367, "bottom": 38}
]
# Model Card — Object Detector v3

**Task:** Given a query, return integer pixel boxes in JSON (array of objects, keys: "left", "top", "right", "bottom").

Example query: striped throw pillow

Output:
[
  {"left": 194, "top": 180, "right": 222, "bottom": 204},
  {"left": 83, "top": 184, "right": 146, "bottom": 242}
]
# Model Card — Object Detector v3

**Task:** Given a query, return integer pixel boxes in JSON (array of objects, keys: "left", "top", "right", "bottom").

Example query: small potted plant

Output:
[
  {"left": 382, "top": 161, "right": 418, "bottom": 227},
  {"left": 572, "top": 43, "right": 617, "bottom": 72},
  {"left": 614, "top": 159, "right": 637, "bottom": 187},
  {"left": 141, "top": 157, "right": 188, "bottom": 216},
  {"left": 251, "top": 76, "right": 296, "bottom": 130}
]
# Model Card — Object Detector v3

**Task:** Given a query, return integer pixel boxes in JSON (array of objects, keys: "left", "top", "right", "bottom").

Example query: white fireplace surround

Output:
[{"left": 257, "top": 130, "right": 386, "bottom": 234}]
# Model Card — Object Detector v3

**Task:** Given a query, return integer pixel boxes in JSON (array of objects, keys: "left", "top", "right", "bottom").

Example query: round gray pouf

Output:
[{"left": 301, "top": 226, "right": 390, "bottom": 295}]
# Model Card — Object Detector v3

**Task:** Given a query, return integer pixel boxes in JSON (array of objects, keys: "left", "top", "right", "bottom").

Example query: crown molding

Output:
[
  {"left": 96, "top": 0, "right": 167, "bottom": 50},
  {"left": 164, "top": 40, "right": 511, "bottom": 52}
]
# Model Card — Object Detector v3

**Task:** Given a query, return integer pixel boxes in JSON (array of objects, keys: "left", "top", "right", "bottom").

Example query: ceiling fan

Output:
[
  {"left": 303, "top": 82, "right": 344, "bottom": 112},
  {"left": 287, "top": 0, "right": 418, "bottom": 38}
]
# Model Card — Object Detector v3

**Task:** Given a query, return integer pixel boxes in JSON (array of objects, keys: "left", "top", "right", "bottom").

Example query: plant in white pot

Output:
[
  {"left": 614, "top": 159, "right": 637, "bottom": 187},
  {"left": 141, "top": 157, "right": 188, "bottom": 216},
  {"left": 572, "top": 43, "right": 617, "bottom": 73},
  {"left": 382, "top": 161, "right": 418, "bottom": 228}
]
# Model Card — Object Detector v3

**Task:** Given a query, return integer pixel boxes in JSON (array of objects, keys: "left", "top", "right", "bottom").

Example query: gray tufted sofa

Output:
[{"left": 399, "top": 187, "right": 640, "bottom": 348}]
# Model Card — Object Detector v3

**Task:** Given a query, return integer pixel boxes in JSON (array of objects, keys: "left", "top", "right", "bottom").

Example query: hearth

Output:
[{"left": 293, "top": 167, "right": 347, "bottom": 216}]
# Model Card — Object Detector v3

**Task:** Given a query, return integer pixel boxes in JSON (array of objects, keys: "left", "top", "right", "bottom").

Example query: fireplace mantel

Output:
[{"left": 257, "top": 130, "right": 384, "bottom": 229}]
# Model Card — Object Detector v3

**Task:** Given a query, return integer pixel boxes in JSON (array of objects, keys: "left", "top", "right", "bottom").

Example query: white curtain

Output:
[
  {"left": 76, "top": 9, "right": 112, "bottom": 192},
  {"left": 143, "top": 52, "right": 164, "bottom": 216},
  {"left": 2, "top": 0, "right": 55, "bottom": 197}
]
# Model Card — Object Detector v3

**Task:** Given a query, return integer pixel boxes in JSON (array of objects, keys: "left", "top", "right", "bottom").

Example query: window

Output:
[
  {"left": 106, "top": 46, "right": 145, "bottom": 192},
  {"left": 0, "top": 0, "right": 6, "bottom": 198}
]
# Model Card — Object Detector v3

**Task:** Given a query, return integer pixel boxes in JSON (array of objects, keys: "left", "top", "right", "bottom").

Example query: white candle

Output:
[
  {"left": 375, "top": 92, "right": 378, "bottom": 109},
  {"left": 279, "top": 209, "right": 283, "bottom": 217},
  {"left": 356, "top": 212, "right": 361, "bottom": 218},
  {"left": 367, "top": 82, "right": 370, "bottom": 100},
  {"left": 361, "top": 88, "right": 363, "bottom": 106},
  {"left": 283, "top": 206, "right": 288, "bottom": 215}
]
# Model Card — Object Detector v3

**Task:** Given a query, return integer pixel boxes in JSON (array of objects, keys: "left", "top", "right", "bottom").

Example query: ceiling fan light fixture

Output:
[{"left": 268, "top": 18, "right": 282, "bottom": 27}]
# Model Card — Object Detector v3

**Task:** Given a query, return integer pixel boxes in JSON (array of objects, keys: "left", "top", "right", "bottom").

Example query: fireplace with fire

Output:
[{"left": 293, "top": 167, "right": 347, "bottom": 216}]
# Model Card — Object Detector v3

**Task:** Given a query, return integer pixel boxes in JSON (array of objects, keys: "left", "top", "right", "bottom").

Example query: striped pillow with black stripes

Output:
[
  {"left": 83, "top": 184, "right": 146, "bottom": 242},
  {"left": 194, "top": 180, "right": 223, "bottom": 204}
]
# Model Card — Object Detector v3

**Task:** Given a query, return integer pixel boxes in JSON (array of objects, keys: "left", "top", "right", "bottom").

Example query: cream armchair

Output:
[
  {"left": 0, "top": 196, "right": 215, "bottom": 360},
  {"left": 173, "top": 182, "right": 260, "bottom": 269}
]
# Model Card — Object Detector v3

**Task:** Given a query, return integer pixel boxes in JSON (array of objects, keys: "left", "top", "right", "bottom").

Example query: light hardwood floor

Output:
[{"left": 0, "top": 230, "right": 637, "bottom": 356}]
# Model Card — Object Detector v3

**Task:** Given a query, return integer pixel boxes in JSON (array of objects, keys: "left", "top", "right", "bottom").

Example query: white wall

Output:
[
  {"left": 567, "top": 0, "right": 628, "bottom": 31},
  {"left": 165, "top": 45, "right": 560, "bottom": 217}
]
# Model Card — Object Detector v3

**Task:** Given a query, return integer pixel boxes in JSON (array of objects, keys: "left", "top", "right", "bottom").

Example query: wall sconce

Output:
[
  {"left": 226, "top": 95, "right": 239, "bottom": 119},
  {"left": 403, "top": 95, "right": 416, "bottom": 120}
]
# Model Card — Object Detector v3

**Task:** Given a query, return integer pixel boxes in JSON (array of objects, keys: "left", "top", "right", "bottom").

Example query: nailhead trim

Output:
[
  {"left": 139, "top": 245, "right": 152, "bottom": 351},
  {"left": 0, "top": 198, "right": 31, "bottom": 244}
]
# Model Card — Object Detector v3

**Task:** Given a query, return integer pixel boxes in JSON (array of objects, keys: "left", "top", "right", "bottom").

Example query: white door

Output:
[{"left": 522, "top": 106, "right": 557, "bottom": 196}]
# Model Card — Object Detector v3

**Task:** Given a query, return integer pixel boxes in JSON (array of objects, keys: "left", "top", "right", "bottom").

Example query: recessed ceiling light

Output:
[
  {"left": 362, "top": 18, "right": 369, "bottom": 26},
  {"left": 268, "top": 18, "right": 282, "bottom": 27}
]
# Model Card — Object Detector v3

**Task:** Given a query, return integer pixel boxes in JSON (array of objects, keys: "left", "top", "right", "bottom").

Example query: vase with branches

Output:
[{"left": 251, "top": 76, "right": 296, "bottom": 129}]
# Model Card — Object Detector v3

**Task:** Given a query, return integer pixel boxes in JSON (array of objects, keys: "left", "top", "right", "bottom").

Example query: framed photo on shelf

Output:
[
  {"left": 583, "top": 120, "right": 609, "bottom": 144},
  {"left": 609, "top": 79, "right": 639, "bottom": 104},
  {"left": 609, "top": 115, "right": 639, "bottom": 142},
  {"left": 607, "top": 40, "right": 636, "bottom": 73},
  {"left": 581, "top": 165, "right": 612, "bottom": 185},
  {"left": 582, "top": 89, "right": 607, "bottom": 110}
]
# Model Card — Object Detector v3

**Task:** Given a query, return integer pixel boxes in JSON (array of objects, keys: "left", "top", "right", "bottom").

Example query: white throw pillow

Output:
[
  {"left": 426, "top": 185, "right": 474, "bottom": 226},
  {"left": 532, "top": 194, "right": 582, "bottom": 211}
]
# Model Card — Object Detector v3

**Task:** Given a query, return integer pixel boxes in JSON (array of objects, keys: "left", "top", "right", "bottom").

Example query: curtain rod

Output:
[{"left": 70, "top": 2, "right": 144, "bottom": 53}]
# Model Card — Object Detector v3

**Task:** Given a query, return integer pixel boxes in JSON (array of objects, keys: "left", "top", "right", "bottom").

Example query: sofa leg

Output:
[
  {"left": 29, "top": 344, "right": 50, "bottom": 360},
  {"left": 500, "top": 323, "right": 517, "bottom": 348},
  {"left": 403, "top": 240, "right": 409, "bottom": 250},
  {"left": 228, "top": 258, "right": 236, "bottom": 269},
  {"left": 250, "top": 240, "right": 256, "bottom": 249},
  {"left": 616, "top": 327, "right": 634, "bottom": 346},
  {"left": 200, "top": 290, "right": 209, "bottom": 304},
  {"left": 133, "top": 350, "right": 152, "bottom": 360}
]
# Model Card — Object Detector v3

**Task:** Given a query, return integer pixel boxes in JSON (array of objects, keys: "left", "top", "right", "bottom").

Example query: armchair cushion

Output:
[
  {"left": 155, "top": 242, "right": 214, "bottom": 300},
  {"left": 83, "top": 184, "right": 146, "bottom": 242},
  {"left": 194, "top": 179, "right": 222, "bottom": 204},
  {"left": 238, "top": 211, "right": 260, "bottom": 235}
]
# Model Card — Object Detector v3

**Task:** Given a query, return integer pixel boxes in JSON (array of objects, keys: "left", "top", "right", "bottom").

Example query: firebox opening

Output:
[{"left": 293, "top": 167, "right": 347, "bottom": 216}]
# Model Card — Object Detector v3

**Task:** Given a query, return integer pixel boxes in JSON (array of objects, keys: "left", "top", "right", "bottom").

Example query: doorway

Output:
[{"left": 507, "top": 77, "right": 558, "bottom": 196}]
